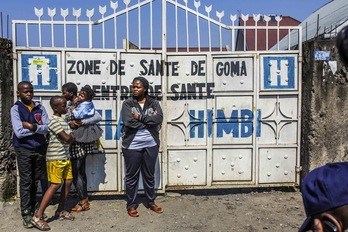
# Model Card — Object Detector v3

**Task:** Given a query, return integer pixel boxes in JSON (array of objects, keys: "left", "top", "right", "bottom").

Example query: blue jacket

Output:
[{"left": 11, "top": 101, "right": 49, "bottom": 150}]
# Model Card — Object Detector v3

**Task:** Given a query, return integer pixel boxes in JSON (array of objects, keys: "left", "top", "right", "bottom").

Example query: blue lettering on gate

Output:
[
  {"left": 263, "top": 56, "right": 295, "bottom": 89},
  {"left": 216, "top": 109, "right": 255, "bottom": 138},
  {"left": 101, "top": 108, "right": 262, "bottom": 140}
]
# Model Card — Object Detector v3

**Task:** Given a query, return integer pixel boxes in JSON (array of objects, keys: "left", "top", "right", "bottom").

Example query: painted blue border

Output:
[
  {"left": 21, "top": 54, "right": 58, "bottom": 90},
  {"left": 263, "top": 56, "right": 295, "bottom": 89}
]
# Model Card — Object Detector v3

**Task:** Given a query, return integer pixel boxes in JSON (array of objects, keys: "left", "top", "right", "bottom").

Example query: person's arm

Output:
[
  {"left": 50, "top": 118, "right": 75, "bottom": 144},
  {"left": 35, "top": 105, "right": 49, "bottom": 135},
  {"left": 57, "top": 131, "right": 75, "bottom": 144},
  {"left": 121, "top": 100, "right": 146, "bottom": 129},
  {"left": 138, "top": 100, "right": 163, "bottom": 125},
  {"left": 81, "top": 110, "right": 102, "bottom": 125},
  {"left": 10, "top": 105, "right": 35, "bottom": 139}
]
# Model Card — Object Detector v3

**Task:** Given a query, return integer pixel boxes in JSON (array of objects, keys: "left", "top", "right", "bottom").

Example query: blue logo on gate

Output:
[
  {"left": 263, "top": 57, "right": 295, "bottom": 89},
  {"left": 21, "top": 54, "right": 58, "bottom": 90}
]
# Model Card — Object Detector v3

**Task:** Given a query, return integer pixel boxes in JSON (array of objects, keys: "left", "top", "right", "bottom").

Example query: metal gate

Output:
[{"left": 12, "top": 0, "right": 302, "bottom": 193}]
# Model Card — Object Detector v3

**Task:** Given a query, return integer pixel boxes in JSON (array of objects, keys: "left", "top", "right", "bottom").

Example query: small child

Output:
[
  {"left": 71, "top": 85, "right": 103, "bottom": 150},
  {"left": 31, "top": 96, "right": 75, "bottom": 231}
]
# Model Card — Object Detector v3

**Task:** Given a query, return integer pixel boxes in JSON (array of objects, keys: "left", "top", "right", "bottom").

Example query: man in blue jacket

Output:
[
  {"left": 10, "top": 81, "right": 49, "bottom": 228},
  {"left": 299, "top": 162, "right": 348, "bottom": 232}
]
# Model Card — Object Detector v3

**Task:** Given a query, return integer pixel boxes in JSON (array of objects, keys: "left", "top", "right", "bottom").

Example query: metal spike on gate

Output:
[
  {"left": 194, "top": 0, "right": 200, "bottom": 9},
  {"left": 48, "top": 8, "right": 56, "bottom": 18},
  {"left": 110, "top": 1, "right": 119, "bottom": 10},
  {"left": 86, "top": 8, "right": 95, "bottom": 20},
  {"left": 110, "top": 1, "right": 118, "bottom": 49},
  {"left": 124, "top": 0, "right": 131, "bottom": 7},
  {"left": 99, "top": 5, "right": 107, "bottom": 15},
  {"left": 241, "top": 14, "right": 249, "bottom": 22},
  {"left": 216, "top": 11, "right": 224, "bottom": 51},
  {"left": 253, "top": 14, "right": 260, "bottom": 22},
  {"left": 73, "top": 8, "right": 81, "bottom": 48},
  {"left": 264, "top": 15, "right": 271, "bottom": 22},
  {"left": 48, "top": 8, "right": 56, "bottom": 47},
  {"left": 60, "top": 8, "right": 69, "bottom": 19},
  {"left": 99, "top": 5, "right": 107, "bottom": 48},
  {"left": 34, "top": 8, "right": 43, "bottom": 19},
  {"left": 73, "top": 8, "right": 81, "bottom": 18}
]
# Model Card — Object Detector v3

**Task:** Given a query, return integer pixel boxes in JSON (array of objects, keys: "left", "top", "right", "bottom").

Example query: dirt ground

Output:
[{"left": 0, "top": 188, "right": 305, "bottom": 232}]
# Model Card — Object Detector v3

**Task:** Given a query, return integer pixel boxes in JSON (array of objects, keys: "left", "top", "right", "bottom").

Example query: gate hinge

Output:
[
  {"left": 9, "top": 53, "right": 17, "bottom": 60},
  {"left": 295, "top": 166, "right": 302, "bottom": 173}
]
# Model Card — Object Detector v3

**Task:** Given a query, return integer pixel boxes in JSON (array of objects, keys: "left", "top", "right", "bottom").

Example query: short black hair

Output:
[
  {"left": 133, "top": 76, "right": 149, "bottom": 95},
  {"left": 62, "top": 82, "right": 78, "bottom": 96},
  {"left": 17, "top": 81, "right": 32, "bottom": 90},
  {"left": 50, "top": 95, "right": 65, "bottom": 108},
  {"left": 80, "top": 85, "right": 95, "bottom": 100}
]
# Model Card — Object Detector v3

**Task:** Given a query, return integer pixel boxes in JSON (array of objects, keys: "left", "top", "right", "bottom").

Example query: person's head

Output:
[
  {"left": 50, "top": 96, "right": 68, "bottom": 116},
  {"left": 62, "top": 82, "right": 78, "bottom": 101},
  {"left": 299, "top": 162, "right": 348, "bottom": 232},
  {"left": 17, "top": 81, "right": 34, "bottom": 105},
  {"left": 132, "top": 76, "right": 149, "bottom": 98},
  {"left": 78, "top": 85, "right": 95, "bottom": 103}
]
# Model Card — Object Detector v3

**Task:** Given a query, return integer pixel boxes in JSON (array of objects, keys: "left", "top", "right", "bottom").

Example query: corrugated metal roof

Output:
[{"left": 273, "top": 0, "right": 348, "bottom": 50}]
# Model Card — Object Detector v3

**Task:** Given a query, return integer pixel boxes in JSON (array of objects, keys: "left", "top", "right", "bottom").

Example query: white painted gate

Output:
[{"left": 12, "top": 0, "right": 302, "bottom": 194}]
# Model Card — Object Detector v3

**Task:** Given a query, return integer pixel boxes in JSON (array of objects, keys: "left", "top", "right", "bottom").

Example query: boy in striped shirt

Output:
[{"left": 31, "top": 96, "right": 75, "bottom": 231}]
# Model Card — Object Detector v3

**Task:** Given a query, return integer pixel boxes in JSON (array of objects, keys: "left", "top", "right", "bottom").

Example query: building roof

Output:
[
  {"left": 273, "top": 0, "right": 348, "bottom": 50},
  {"left": 236, "top": 15, "right": 300, "bottom": 51}
]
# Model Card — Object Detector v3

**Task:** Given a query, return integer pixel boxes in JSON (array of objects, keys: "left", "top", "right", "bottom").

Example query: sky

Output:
[{"left": 0, "top": 0, "right": 332, "bottom": 47}]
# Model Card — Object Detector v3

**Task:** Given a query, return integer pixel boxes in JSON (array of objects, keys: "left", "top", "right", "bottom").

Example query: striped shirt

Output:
[{"left": 46, "top": 115, "right": 72, "bottom": 161}]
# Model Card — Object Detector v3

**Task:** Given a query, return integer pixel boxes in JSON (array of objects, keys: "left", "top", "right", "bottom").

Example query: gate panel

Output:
[
  {"left": 260, "top": 55, "right": 298, "bottom": 91},
  {"left": 167, "top": 150, "right": 207, "bottom": 186},
  {"left": 167, "top": 99, "right": 208, "bottom": 146},
  {"left": 18, "top": 52, "right": 61, "bottom": 91},
  {"left": 86, "top": 153, "right": 118, "bottom": 191},
  {"left": 213, "top": 96, "right": 254, "bottom": 144},
  {"left": 258, "top": 148, "right": 297, "bottom": 183},
  {"left": 213, "top": 57, "right": 254, "bottom": 92},
  {"left": 258, "top": 96, "right": 299, "bottom": 144},
  {"left": 120, "top": 53, "right": 163, "bottom": 95},
  {"left": 166, "top": 55, "right": 207, "bottom": 93},
  {"left": 212, "top": 148, "right": 252, "bottom": 182}
]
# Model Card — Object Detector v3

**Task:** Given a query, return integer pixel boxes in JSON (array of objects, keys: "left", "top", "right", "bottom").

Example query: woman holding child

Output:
[{"left": 62, "top": 83, "right": 103, "bottom": 212}]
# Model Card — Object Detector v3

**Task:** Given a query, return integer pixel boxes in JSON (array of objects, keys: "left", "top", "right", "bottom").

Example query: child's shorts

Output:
[{"left": 46, "top": 160, "right": 73, "bottom": 184}]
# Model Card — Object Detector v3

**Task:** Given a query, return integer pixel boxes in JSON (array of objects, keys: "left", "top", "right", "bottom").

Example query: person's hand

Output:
[
  {"left": 153, "top": 110, "right": 157, "bottom": 115},
  {"left": 73, "top": 97, "right": 80, "bottom": 104},
  {"left": 22, "top": 122, "right": 31, "bottom": 129},
  {"left": 312, "top": 218, "right": 324, "bottom": 232},
  {"left": 69, "top": 120, "right": 81, "bottom": 129},
  {"left": 132, "top": 112, "right": 139, "bottom": 120},
  {"left": 70, "top": 132, "right": 75, "bottom": 141},
  {"left": 22, "top": 122, "right": 37, "bottom": 131}
]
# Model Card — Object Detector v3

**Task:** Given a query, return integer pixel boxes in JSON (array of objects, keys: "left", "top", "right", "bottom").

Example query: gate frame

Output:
[{"left": 12, "top": 0, "right": 302, "bottom": 194}]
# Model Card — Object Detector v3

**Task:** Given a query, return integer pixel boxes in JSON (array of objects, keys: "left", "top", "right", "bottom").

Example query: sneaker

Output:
[{"left": 22, "top": 214, "right": 34, "bottom": 228}]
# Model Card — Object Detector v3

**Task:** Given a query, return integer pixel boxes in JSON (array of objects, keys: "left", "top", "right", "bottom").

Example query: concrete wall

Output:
[
  {"left": 301, "top": 39, "right": 348, "bottom": 176},
  {"left": 0, "top": 38, "right": 16, "bottom": 200}
]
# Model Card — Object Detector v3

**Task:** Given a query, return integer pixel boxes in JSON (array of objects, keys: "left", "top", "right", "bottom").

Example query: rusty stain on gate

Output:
[{"left": 12, "top": 0, "right": 302, "bottom": 194}]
